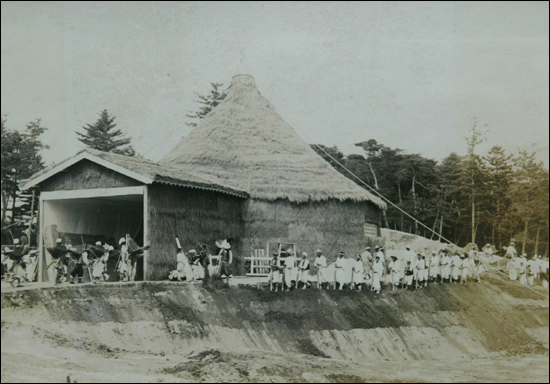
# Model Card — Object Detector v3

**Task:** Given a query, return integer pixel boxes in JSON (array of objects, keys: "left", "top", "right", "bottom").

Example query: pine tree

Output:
[
  {"left": 484, "top": 146, "right": 514, "bottom": 249},
  {"left": 186, "top": 83, "right": 226, "bottom": 127},
  {"left": 1, "top": 117, "right": 48, "bottom": 238},
  {"left": 76, "top": 110, "right": 136, "bottom": 156}
]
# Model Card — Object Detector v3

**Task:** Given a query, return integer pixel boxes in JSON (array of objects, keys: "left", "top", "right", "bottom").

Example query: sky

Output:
[{"left": 1, "top": 1, "right": 549, "bottom": 167}]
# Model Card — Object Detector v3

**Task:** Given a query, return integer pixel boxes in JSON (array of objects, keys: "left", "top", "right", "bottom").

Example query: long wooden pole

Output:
[{"left": 28, "top": 189, "right": 35, "bottom": 243}]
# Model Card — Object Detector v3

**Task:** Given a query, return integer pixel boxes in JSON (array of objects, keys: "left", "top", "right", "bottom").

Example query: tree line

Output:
[{"left": 312, "top": 126, "right": 549, "bottom": 257}]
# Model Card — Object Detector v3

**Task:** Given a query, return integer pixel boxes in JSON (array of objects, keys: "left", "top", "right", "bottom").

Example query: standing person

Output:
[
  {"left": 473, "top": 252, "right": 483, "bottom": 283},
  {"left": 415, "top": 254, "right": 427, "bottom": 289},
  {"left": 351, "top": 254, "right": 364, "bottom": 291},
  {"left": 389, "top": 256, "right": 401, "bottom": 291},
  {"left": 507, "top": 256, "right": 518, "bottom": 281},
  {"left": 69, "top": 250, "right": 89, "bottom": 284},
  {"left": 372, "top": 256, "right": 384, "bottom": 294},
  {"left": 176, "top": 247, "right": 186, "bottom": 281},
  {"left": 429, "top": 251, "right": 441, "bottom": 284},
  {"left": 314, "top": 250, "right": 328, "bottom": 289},
  {"left": 117, "top": 237, "right": 129, "bottom": 281},
  {"left": 414, "top": 254, "right": 422, "bottom": 289},
  {"left": 361, "top": 246, "right": 373, "bottom": 278},
  {"left": 450, "top": 252, "right": 462, "bottom": 283},
  {"left": 48, "top": 238, "right": 70, "bottom": 285},
  {"left": 518, "top": 261, "right": 528, "bottom": 285},
  {"left": 297, "top": 252, "right": 311, "bottom": 289},
  {"left": 284, "top": 250, "right": 297, "bottom": 291},
  {"left": 404, "top": 260, "right": 414, "bottom": 291},
  {"left": 217, "top": 240, "right": 233, "bottom": 284},
  {"left": 268, "top": 252, "right": 281, "bottom": 292},
  {"left": 441, "top": 251, "right": 451, "bottom": 283},
  {"left": 334, "top": 251, "right": 347, "bottom": 290},
  {"left": 527, "top": 258, "right": 537, "bottom": 286},
  {"left": 460, "top": 254, "right": 470, "bottom": 285},
  {"left": 505, "top": 242, "right": 518, "bottom": 259},
  {"left": 25, "top": 250, "right": 38, "bottom": 282},
  {"left": 482, "top": 243, "right": 494, "bottom": 267},
  {"left": 92, "top": 244, "right": 111, "bottom": 284}
]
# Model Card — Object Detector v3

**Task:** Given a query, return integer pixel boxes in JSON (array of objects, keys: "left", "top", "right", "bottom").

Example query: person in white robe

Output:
[
  {"left": 507, "top": 257, "right": 518, "bottom": 281},
  {"left": 298, "top": 252, "right": 311, "bottom": 289},
  {"left": 389, "top": 256, "right": 401, "bottom": 291},
  {"left": 334, "top": 252, "right": 347, "bottom": 290},
  {"left": 451, "top": 253, "right": 462, "bottom": 283},
  {"left": 284, "top": 251, "right": 298, "bottom": 291},
  {"left": 429, "top": 251, "right": 441, "bottom": 283},
  {"left": 460, "top": 254, "right": 470, "bottom": 285},
  {"left": 314, "top": 250, "right": 328, "bottom": 289},
  {"left": 518, "top": 261, "right": 528, "bottom": 285},
  {"left": 351, "top": 255, "right": 364, "bottom": 290},
  {"left": 441, "top": 251, "right": 452, "bottom": 282},
  {"left": 372, "top": 256, "right": 384, "bottom": 294},
  {"left": 404, "top": 260, "right": 414, "bottom": 290}
]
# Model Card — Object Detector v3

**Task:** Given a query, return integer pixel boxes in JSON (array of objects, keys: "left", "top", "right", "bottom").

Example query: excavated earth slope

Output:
[{"left": 1, "top": 272, "right": 549, "bottom": 383}]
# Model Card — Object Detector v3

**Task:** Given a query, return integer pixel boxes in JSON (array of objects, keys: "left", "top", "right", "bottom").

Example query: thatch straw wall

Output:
[
  {"left": 146, "top": 183, "right": 245, "bottom": 280},
  {"left": 242, "top": 199, "right": 382, "bottom": 264},
  {"left": 40, "top": 160, "right": 143, "bottom": 192}
]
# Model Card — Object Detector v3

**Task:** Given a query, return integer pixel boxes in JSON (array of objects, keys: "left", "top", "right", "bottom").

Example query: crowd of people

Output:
[
  {"left": 504, "top": 242, "right": 549, "bottom": 288},
  {"left": 2, "top": 234, "right": 549, "bottom": 293},
  {"left": 263, "top": 245, "right": 498, "bottom": 293},
  {"left": 0, "top": 235, "right": 145, "bottom": 286},
  {"left": 258, "top": 242, "right": 549, "bottom": 293}
]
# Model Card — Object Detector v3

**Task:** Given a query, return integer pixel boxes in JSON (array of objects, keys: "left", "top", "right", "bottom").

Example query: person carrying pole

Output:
[{"left": 404, "top": 260, "right": 414, "bottom": 291}]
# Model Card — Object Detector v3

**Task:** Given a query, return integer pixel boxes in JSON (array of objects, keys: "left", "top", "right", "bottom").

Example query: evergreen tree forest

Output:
[{"left": 311, "top": 131, "right": 549, "bottom": 256}]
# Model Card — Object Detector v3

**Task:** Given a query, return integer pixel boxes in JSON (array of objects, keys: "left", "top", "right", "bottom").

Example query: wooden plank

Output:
[{"left": 41, "top": 186, "right": 144, "bottom": 201}]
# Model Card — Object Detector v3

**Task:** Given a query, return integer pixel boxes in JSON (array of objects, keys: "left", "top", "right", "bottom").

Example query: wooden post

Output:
[
  {"left": 38, "top": 197, "right": 44, "bottom": 282},
  {"left": 28, "top": 189, "right": 35, "bottom": 243},
  {"left": 143, "top": 185, "right": 149, "bottom": 281},
  {"left": 439, "top": 216, "right": 443, "bottom": 242}
]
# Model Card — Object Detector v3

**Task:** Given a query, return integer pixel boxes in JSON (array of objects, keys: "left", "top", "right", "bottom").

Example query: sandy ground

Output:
[{"left": 2, "top": 342, "right": 549, "bottom": 383}]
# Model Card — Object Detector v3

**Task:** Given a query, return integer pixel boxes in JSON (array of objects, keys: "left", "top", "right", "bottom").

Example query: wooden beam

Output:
[
  {"left": 38, "top": 197, "right": 44, "bottom": 283},
  {"left": 41, "top": 186, "right": 144, "bottom": 201},
  {"left": 143, "top": 185, "right": 149, "bottom": 280}
]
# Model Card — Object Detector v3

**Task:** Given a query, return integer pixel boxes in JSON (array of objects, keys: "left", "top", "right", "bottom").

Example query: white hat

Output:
[
  {"left": 108, "top": 245, "right": 114, "bottom": 251},
  {"left": 56, "top": 238, "right": 63, "bottom": 244},
  {"left": 432, "top": 251, "right": 437, "bottom": 255},
  {"left": 119, "top": 237, "right": 126, "bottom": 245},
  {"left": 188, "top": 249, "right": 197, "bottom": 254},
  {"left": 302, "top": 252, "right": 307, "bottom": 257},
  {"left": 216, "top": 239, "right": 231, "bottom": 250},
  {"left": 315, "top": 249, "right": 322, "bottom": 253},
  {"left": 13, "top": 238, "right": 20, "bottom": 245},
  {"left": 406, "top": 246, "right": 410, "bottom": 250},
  {"left": 95, "top": 241, "right": 102, "bottom": 246}
]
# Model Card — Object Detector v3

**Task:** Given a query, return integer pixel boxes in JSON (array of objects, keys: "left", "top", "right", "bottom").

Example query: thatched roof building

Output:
[
  {"left": 163, "top": 75, "right": 385, "bottom": 207},
  {"left": 23, "top": 75, "right": 386, "bottom": 281},
  {"left": 162, "top": 75, "right": 386, "bottom": 269}
]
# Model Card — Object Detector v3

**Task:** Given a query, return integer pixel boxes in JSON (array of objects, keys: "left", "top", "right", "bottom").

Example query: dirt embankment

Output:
[{"left": 2, "top": 273, "right": 548, "bottom": 359}]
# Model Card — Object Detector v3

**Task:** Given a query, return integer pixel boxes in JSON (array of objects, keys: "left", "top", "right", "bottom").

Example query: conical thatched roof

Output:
[{"left": 162, "top": 75, "right": 385, "bottom": 208}]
